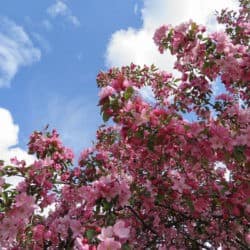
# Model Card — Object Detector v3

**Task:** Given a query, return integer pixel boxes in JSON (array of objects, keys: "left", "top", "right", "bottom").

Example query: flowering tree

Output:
[{"left": 0, "top": 1, "right": 249, "bottom": 249}]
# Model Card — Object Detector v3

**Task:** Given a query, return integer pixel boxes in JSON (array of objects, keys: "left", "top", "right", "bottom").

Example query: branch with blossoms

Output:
[{"left": 0, "top": 0, "right": 249, "bottom": 249}]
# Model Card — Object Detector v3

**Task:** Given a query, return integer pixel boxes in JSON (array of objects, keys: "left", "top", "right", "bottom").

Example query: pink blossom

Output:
[
  {"left": 118, "top": 179, "right": 131, "bottom": 207},
  {"left": 0, "top": 216, "right": 19, "bottom": 243},
  {"left": 32, "top": 224, "right": 45, "bottom": 241},
  {"left": 97, "top": 238, "right": 121, "bottom": 250},
  {"left": 99, "top": 86, "right": 116, "bottom": 100},
  {"left": 97, "top": 226, "right": 113, "bottom": 241},
  {"left": 70, "top": 219, "right": 83, "bottom": 237},
  {"left": 10, "top": 157, "right": 26, "bottom": 168},
  {"left": 245, "top": 233, "right": 250, "bottom": 245},
  {"left": 123, "top": 79, "right": 134, "bottom": 88},
  {"left": 113, "top": 220, "right": 130, "bottom": 239},
  {"left": 210, "top": 32, "right": 229, "bottom": 53},
  {"left": 44, "top": 230, "right": 52, "bottom": 240},
  {"left": 15, "top": 193, "right": 35, "bottom": 208},
  {"left": 153, "top": 25, "right": 168, "bottom": 47},
  {"left": 74, "top": 237, "right": 90, "bottom": 250},
  {"left": 16, "top": 181, "right": 28, "bottom": 192}
]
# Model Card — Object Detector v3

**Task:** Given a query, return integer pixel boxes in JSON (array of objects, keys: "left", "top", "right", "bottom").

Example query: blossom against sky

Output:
[{"left": 0, "top": 0, "right": 237, "bottom": 160}]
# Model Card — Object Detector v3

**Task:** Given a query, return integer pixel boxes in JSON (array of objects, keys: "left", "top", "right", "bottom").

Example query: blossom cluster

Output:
[{"left": 0, "top": 1, "right": 249, "bottom": 249}]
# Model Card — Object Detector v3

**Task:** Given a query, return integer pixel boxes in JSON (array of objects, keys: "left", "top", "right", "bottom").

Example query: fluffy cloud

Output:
[
  {"left": 0, "top": 17, "right": 41, "bottom": 87},
  {"left": 0, "top": 108, "right": 34, "bottom": 165},
  {"left": 47, "top": 1, "right": 80, "bottom": 27},
  {"left": 106, "top": 0, "right": 238, "bottom": 71}
]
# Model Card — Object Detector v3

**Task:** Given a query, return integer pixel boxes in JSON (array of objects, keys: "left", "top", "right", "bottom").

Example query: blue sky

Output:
[
  {"left": 0, "top": 0, "right": 143, "bottom": 155},
  {"left": 0, "top": 0, "right": 237, "bottom": 162}
]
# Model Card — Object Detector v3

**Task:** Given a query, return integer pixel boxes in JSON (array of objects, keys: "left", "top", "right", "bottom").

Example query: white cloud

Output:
[
  {"left": 42, "top": 19, "right": 53, "bottom": 31},
  {"left": 106, "top": 0, "right": 238, "bottom": 71},
  {"left": 0, "top": 108, "right": 35, "bottom": 187},
  {"left": 0, "top": 17, "right": 41, "bottom": 87},
  {"left": 47, "top": 1, "right": 80, "bottom": 27},
  {"left": 32, "top": 33, "right": 51, "bottom": 53},
  {"left": 0, "top": 108, "right": 34, "bottom": 165},
  {"left": 47, "top": 1, "right": 68, "bottom": 17}
]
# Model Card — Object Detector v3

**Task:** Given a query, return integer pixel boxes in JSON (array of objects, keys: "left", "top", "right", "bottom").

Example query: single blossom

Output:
[
  {"left": 99, "top": 86, "right": 116, "bottom": 100},
  {"left": 97, "top": 226, "right": 113, "bottom": 241},
  {"left": 113, "top": 220, "right": 130, "bottom": 239},
  {"left": 97, "top": 238, "right": 121, "bottom": 250}
]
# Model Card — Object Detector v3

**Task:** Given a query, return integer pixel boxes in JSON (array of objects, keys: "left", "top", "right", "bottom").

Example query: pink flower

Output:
[
  {"left": 16, "top": 181, "right": 28, "bottom": 192},
  {"left": 210, "top": 32, "right": 228, "bottom": 53},
  {"left": 97, "top": 238, "right": 121, "bottom": 250},
  {"left": 79, "top": 147, "right": 93, "bottom": 166},
  {"left": 194, "top": 198, "right": 209, "bottom": 214},
  {"left": 153, "top": 25, "right": 168, "bottom": 46},
  {"left": 74, "top": 237, "right": 90, "bottom": 250},
  {"left": 44, "top": 230, "right": 52, "bottom": 240},
  {"left": 97, "top": 226, "right": 113, "bottom": 241},
  {"left": 113, "top": 220, "right": 130, "bottom": 239},
  {"left": 70, "top": 220, "right": 83, "bottom": 237},
  {"left": 99, "top": 86, "right": 116, "bottom": 101},
  {"left": 74, "top": 167, "right": 81, "bottom": 177},
  {"left": 123, "top": 79, "right": 134, "bottom": 88},
  {"left": 111, "top": 78, "right": 124, "bottom": 91},
  {"left": 33, "top": 224, "right": 45, "bottom": 241},
  {"left": 10, "top": 157, "right": 26, "bottom": 168},
  {"left": 61, "top": 172, "right": 70, "bottom": 181},
  {"left": 0, "top": 216, "right": 19, "bottom": 242},
  {"left": 15, "top": 192, "right": 35, "bottom": 208},
  {"left": 245, "top": 233, "right": 250, "bottom": 245},
  {"left": 118, "top": 179, "right": 131, "bottom": 207}
]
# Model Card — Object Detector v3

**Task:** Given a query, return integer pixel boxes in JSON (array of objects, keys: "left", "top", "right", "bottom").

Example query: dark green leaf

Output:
[
  {"left": 86, "top": 229, "right": 96, "bottom": 241},
  {"left": 124, "top": 87, "right": 134, "bottom": 100},
  {"left": 102, "top": 112, "right": 111, "bottom": 122},
  {"left": 102, "top": 199, "right": 112, "bottom": 211}
]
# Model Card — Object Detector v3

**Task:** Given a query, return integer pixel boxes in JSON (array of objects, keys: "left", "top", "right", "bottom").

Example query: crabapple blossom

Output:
[{"left": 0, "top": 0, "right": 249, "bottom": 249}]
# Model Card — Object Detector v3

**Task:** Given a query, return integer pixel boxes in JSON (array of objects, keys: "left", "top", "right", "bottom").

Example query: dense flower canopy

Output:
[{"left": 0, "top": 0, "right": 249, "bottom": 249}]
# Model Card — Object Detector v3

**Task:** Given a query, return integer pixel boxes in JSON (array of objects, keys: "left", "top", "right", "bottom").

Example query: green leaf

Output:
[
  {"left": 186, "top": 198, "right": 194, "bottom": 212},
  {"left": 156, "top": 193, "right": 164, "bottom": 202},
  {"left": 135, "top": 129, "right": 144, "bottom": 138},
  {"left": 102, "top": 199, "right": 112, "bottom": 211},
  {"left": 183, "top": 124, "right": 190, "bottom": 131},
  {"left": 147, "top": 135, "right": 155, "bottom": 151},
  {"left": 110, "top": 98, "right": 119, "bottom": 111},
  {"left": 191, "top": 22, "right": 198, "bottom": 31},
  {"left": 2, "top": 191, "right": 8, "bottom": 204},
  {"left": 233, "top": 146, "right": 246, "bottom": 162},
  {"left": 86, "top": 229, "right": 96, "bottom": 241},
  {"left": 2, "top": 183, "right": 11, "bottom": 190},
  {"left": 4, "top": 165, "right": 14, "bottom": 171},
  {"left": 102, "top": 112, "right": 111, "bottom": 122},
  {"left": 122, "top": 243, "right": 131, "bottom": 250},
  {"left": 124, "top": 87, "right": 134, "bottom": 100}
]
